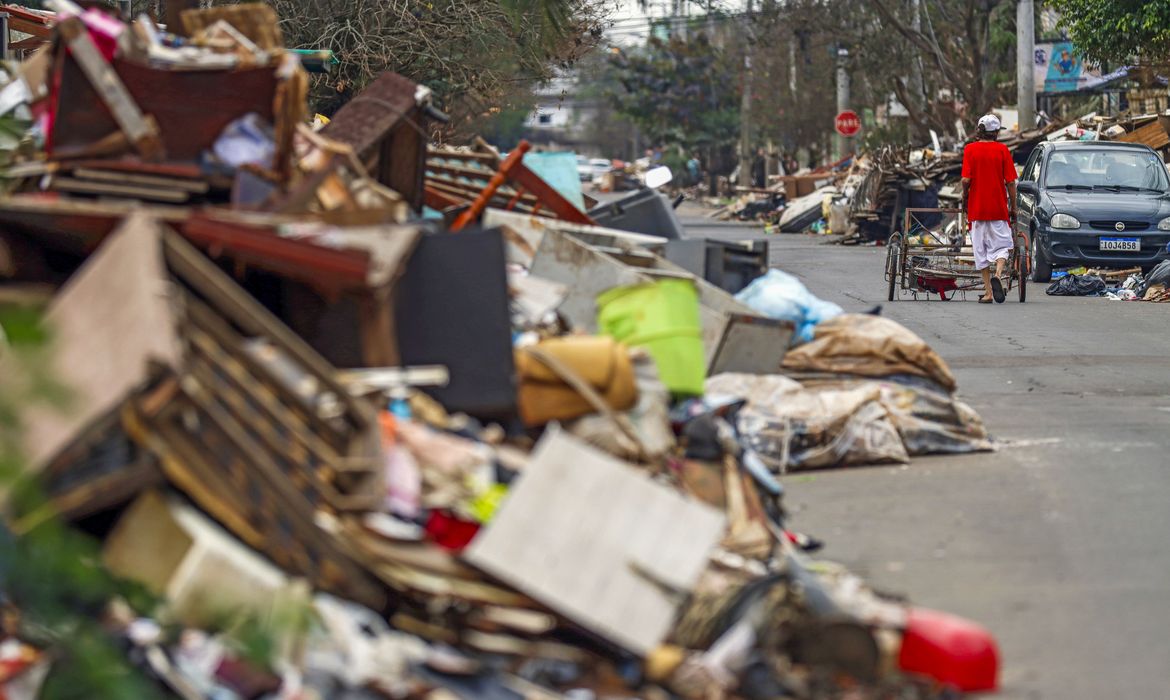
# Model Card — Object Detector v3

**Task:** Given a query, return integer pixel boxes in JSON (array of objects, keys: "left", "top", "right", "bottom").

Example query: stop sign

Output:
[{"left": 835, "top": 110, "right": 861, "bottom": 137}]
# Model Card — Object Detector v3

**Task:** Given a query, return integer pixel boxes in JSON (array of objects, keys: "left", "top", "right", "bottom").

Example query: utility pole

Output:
[
  {"left": 738, "top": 0, "right": 754, "bottom": 186},
  {"left": 835, "top": 46, "right": 850, "bottom": 161},
  {"left": 1017, "top": 0, "right": 1036, "bottom": 131},
  {"left": 909, "top": 0, "right": 926, "bottom": 127}
]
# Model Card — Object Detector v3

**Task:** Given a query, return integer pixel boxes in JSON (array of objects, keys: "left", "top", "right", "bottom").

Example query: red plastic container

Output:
[
  {"left": 425, "top": 510, "right": 481, "bottom": 551},
  {"left": 898, "top": 607, "right": 1000, "bottom": 692}
]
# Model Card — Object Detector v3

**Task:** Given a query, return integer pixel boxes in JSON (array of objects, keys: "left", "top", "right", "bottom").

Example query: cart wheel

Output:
[
  {"left": 1016, "top": 244, "right": 1027, "bottom": 303},
  {"left": 886, "top": 233, "right": 903, "bottom": 302}
]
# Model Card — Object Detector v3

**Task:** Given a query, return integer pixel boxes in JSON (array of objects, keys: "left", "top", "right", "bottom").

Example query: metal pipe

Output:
[{"left": 835, "top": 46, "right": 851, "bottom": 161}]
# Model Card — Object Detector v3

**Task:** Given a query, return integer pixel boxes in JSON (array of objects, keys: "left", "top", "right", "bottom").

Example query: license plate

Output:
[{"left": 1099, "top": 237, "right": 1140, "bottom": 252}]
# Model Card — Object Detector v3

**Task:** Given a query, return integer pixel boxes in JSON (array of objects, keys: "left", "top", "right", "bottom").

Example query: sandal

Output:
[
  {"left": 978, "top": 297, "right": 994, "bottom": 304},
  {"left": 990, "top": 276, "right": 1005, "bottom": 303}
]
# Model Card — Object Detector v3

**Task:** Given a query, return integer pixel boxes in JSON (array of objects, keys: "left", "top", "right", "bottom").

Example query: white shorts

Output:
[{"left": 970, "top": 220, "right": 1014, "bottom": 271}]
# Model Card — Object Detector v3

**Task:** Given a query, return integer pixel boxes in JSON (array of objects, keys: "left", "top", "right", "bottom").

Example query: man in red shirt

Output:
[{"left": 961, "top": 114, "right": 1018, "bottom": 303}]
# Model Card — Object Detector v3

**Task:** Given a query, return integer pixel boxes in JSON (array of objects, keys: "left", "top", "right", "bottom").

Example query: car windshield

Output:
[{"left": 1045, "top": 149, "right": 1169, "bottom": 191}]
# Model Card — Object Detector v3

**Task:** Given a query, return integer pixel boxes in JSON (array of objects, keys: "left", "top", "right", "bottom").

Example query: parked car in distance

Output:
[
  {"left": 1016, "top": 141, "right": 1170, "bottom": 282},
  {"left": 589, "top": 158, "right": 613, "bottom": 180},
  {"left": 576, "top": 155, "right": 592, "bottom": 182}
]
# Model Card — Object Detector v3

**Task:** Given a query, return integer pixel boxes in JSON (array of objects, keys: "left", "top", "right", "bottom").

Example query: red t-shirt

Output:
[{"left": 961, "top": 140, "right": 1017, "bottom": 221}]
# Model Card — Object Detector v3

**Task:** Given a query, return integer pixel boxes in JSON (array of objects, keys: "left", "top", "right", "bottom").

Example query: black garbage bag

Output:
[
  {"left": 1138, "top": 260, "right": 1170, "bottom": 297},
  {"left": 1046, "top": 274, "right": 1106, "bottom": 296}
]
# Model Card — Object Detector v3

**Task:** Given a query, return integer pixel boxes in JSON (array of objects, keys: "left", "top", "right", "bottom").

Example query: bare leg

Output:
[
  {"left": 980, "top": 267, "right": 993, "bottom": 300},
  {"left": 994, "top": 257, "right": 1007, "bottom": 279}
]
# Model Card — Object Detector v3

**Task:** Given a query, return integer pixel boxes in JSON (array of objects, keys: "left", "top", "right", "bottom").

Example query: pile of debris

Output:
[
  {"left": 843, "top": 125, "right": 1061, "bottom": 244},
  {"left": 708, "top": 172, "right": 840, "bottom": 230},
  {"left": 1046, "top": 259, "right": 1170, "bottom": 301},
  {"left": 0, "top": 3, "right": 1001, "bottom": 699},
  {"left": 1045, "top": 111, "right": 1170, "bottom": 155}
]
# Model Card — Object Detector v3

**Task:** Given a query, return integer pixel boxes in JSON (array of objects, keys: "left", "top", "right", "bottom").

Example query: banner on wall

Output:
[{"left": 1033, "top": 42, "right": 1108, "bottom": 93}]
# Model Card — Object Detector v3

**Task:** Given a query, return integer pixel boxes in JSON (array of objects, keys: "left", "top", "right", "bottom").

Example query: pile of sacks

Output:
[{"left": 725, "top": 273, "right": 992, "bottom": 470}]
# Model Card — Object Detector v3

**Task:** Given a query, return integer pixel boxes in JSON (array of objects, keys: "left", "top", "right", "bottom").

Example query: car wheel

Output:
[{"left": 1030, "top": 232, "right": 1052, "bottom": 283}]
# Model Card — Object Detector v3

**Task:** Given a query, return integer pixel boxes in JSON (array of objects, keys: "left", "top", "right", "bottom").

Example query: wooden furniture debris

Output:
[
  {"left": 50, "top": 54, "right": 279, "bottom": 163},
  {"left": 320, "top": 71, "right": 432, "bottom": 212},
  {"left": 180, "top": 3, "right": 283, "bottom": 50},
  {"left": 427, "top": 139, "right": 596, "bottom": 227},
  {"left": 16, "top": 213, "right": 389, "bottom": 609},
  {"left": 56, "top": 16, "right": 164, "bottom": 161}
]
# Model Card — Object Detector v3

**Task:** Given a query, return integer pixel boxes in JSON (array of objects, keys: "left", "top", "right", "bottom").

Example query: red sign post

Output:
[{"left": 835, "top": 110, "right": 861, "bottom": 137}]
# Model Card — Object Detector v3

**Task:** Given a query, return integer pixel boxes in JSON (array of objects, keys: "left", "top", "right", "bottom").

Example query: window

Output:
[
  {"left": 537, "top": 114, "right": 553, "bottom": 125},
  {"left": 1044, "top": 149, "right": 1169, "bottom": 191},
  {"left": 1022, "top": 150, "right": 1041, "bottom": 182}
]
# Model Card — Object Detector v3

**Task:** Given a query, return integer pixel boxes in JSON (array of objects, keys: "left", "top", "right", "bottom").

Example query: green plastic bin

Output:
[{"left": 597, "top": 278, "right": 706, "bottom": 396}]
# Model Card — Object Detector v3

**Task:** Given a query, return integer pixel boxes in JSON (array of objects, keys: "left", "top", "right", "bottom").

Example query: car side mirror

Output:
[{"left": 1017, "top": 181, "right": 1038, "bottom": 196}]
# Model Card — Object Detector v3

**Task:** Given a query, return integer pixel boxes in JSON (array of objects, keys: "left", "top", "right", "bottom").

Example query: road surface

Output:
[{"left": 684, "top": 215, "right": 1170, "bottom": 699}]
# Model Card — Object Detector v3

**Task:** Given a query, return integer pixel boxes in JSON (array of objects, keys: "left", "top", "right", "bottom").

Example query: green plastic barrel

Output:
[{"left": 597, "top": 278, "right": 706, "bottom": 396}]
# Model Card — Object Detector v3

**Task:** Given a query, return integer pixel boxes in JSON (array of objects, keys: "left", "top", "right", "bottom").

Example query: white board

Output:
[{"left": 464, "top": 431, "right": 726, "bottom": 655}]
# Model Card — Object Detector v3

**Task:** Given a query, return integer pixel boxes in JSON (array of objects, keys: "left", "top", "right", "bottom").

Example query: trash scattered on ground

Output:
[
  {"left": 0, "top": 3, "right": 1002, "bottom": 698},
  {"left": 1046, "top": 274, "right": 1107, "bottom": 297}
]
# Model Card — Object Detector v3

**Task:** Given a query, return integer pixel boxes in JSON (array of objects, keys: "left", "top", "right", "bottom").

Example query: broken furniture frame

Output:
[
  {"left": 26, "top": 216, "right": 388, "bottom": 609},
  {"left": 427, "top": 139, "right": 595, "bottom": 229}
]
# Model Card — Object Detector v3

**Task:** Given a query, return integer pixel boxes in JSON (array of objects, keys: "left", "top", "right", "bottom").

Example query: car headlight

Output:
[
  {"left": 1050, "top": 213, "right": 1081, "bottom": 229},
  {"left": 1158, "top": 217, "right": 1170, "bottom": 231}
]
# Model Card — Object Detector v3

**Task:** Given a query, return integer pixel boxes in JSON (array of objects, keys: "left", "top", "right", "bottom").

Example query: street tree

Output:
[
  {"left": 267, "top": 0, "right": 612, "bottom": 125},
  {"left": 605, "top": 34, "right": 741, "bottom": 164},
  {"left": 1047, "top": 0, "right": 1170, "bottom": 68},
  {"left": 863, "top": 0, "right": 1010, "bottom": 135}
]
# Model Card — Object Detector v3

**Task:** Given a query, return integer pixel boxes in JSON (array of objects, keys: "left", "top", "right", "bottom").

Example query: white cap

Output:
[{"left": 977, "top": 114, "right": 1002, "bottom": 132}]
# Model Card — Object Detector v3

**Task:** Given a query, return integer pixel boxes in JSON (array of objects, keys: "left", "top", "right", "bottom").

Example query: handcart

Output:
[{"left": 885, "top": 208, "right": 1028, "bottom": 302}]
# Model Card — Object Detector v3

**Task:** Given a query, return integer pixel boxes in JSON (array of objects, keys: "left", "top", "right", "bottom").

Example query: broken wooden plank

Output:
[
  {"left": 50, "top": 176, "right": 192, "bottom": 204},
  {"left": 57, "top": 17, "right": 165, "bottom": 161},
  {"left": 73, "top": 167, "right": 211, "bottom": 194}
]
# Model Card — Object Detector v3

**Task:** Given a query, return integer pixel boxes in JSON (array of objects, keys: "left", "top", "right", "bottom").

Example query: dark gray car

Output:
[{"left": 1016, "top": 141, "right": 1170, "bottom": 282}]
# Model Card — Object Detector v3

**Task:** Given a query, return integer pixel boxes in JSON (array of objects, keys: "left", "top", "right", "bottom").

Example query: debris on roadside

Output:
[
  {"left": 1047, "top": 261, "right": 1170, "bottom": 301},
  {"left": 0, "top": 3, "right": 1003, "bottom": 699}
]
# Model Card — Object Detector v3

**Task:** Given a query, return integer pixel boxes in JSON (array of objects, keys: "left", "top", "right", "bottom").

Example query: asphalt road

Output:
[{"left": 683, "top": 215, "right": 1170, "bottom": 699}]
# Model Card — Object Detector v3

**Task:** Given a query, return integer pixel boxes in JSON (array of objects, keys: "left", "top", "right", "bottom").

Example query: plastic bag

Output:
[
  {"left": 211, "top": 112, "right": 276, "bottom": 168},
  {"left": 868, "top": 376, "right": 992, "bottom": 456},
  {"left": 733, "top": 269, "right": 842, "bottom": 344},
  {"left": 1137, "top": 259, "right": 1170, "bottom": 297},
  {"left": 1045, "top": 274, "right": 1105, "bottom": 296},
  {"left": 705, "top": 373, "right": 908, "bottom": 471}
]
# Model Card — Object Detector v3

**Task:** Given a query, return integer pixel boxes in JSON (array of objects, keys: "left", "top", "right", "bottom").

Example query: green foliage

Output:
[
  {"left": 477, "top": 105, "right": 533, "bottom": 152},
  {"left": 605, "top": 36, "right": 741, "bottom": 153},
  {"left": 269, "top": 0, "right": 610, "bottom": 127},
  {"left": 1049, "top": 0, "right": 1170, "bottom": 66}
]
